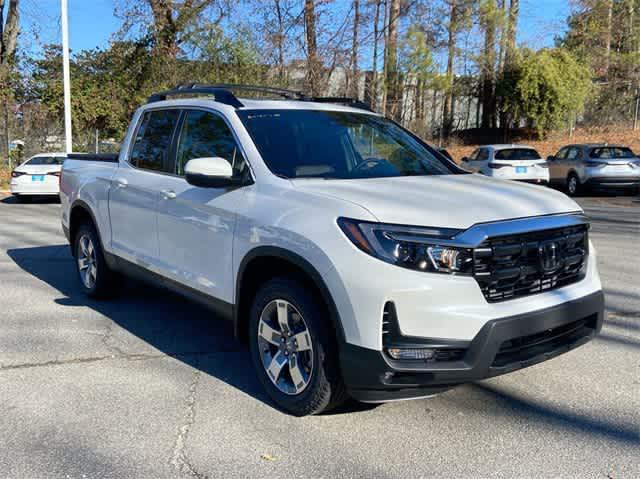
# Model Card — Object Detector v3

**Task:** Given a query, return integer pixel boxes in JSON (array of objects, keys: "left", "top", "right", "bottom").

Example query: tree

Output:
[
  {"left": 479, "top": 0, "right": 498, "bottom": 128},
  {"left": 345, "top": 0, "right": 360, "bottom": 98},
  {"left": 1, "top": 0, "right": 19, "bottom": 161},
  {"left": 304, "top": 0, "right": 321, "bottom": 95},
  {"left": 499, "top": 48, "right": 592, "bottom": 137},
  {"left": 384, "top": 0, "right": 402, "bottom": 120},
  {"left": 116, "top": 0, "right": 231, "bottom": 84}
]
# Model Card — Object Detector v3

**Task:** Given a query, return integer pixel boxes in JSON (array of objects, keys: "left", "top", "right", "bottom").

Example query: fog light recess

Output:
[{"left": 387, "top": 348, "right": 436, "bottom": 360}]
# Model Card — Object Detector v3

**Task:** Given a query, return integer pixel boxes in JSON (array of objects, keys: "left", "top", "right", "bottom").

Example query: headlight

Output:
[{"left": 337, "top": 218, "right": 474, "bottom": 275}]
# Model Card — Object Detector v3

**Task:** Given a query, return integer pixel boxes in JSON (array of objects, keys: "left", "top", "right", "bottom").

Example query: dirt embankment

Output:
[{"left": 445, "top": 126, "right": 640, "bottom": 162}]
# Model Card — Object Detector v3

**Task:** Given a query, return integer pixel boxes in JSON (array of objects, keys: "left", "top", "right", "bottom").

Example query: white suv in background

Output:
[
  {"left": 462, "top": 145, "right": 550, "bottom": 184},
  {"left": 60, "top": 85, "right": 604, "bottom": 416},
  {"left": 11, "top": 153, "right": 66, "bottom": 201}
]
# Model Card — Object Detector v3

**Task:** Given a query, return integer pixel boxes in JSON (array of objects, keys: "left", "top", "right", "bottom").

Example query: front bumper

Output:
[{"left": 340, "top": 290, "right": 604, "bottom": 402}]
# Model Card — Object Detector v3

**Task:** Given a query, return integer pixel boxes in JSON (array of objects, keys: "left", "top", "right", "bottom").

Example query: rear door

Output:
[
  {"left": 154, "top": 108, "right": 251, "bottom": 303},
  {"left": 548, "top": 147, "right": 568, "bottom": 181},
  {"left": 109, "top": 108, "right": 180, "bottom": 267}
]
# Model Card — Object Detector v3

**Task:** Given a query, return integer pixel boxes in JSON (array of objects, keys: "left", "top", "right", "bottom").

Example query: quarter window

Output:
[
  {"left": 129, "top": 109, "right": 180, "bottom": 172},
  {"left": 175, "top": 110, "right": 247, "bottom": 177}
]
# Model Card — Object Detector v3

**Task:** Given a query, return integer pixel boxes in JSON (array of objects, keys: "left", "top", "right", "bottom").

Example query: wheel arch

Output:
[
  {"left": 234, "top": 246, "right": 345, "bottom": 345},
  {"left": 68, "top": 200, "right": 105, "bottom": 258}
]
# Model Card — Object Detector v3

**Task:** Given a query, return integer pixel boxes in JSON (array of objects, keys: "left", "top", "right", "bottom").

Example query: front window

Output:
[{"left": 237, "top": 109, "right": 459, "bottom": 179}]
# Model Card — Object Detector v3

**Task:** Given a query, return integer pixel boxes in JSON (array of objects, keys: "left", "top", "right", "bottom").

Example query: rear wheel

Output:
[
  {"left": 74, "top": 222, "right": 116, "bottom": 298},
  {"left": 249, "top": 277, "right": 347, "bottom": 415},
  {"left": 566, "top": 173, "right": 581, "bottom": 196}
]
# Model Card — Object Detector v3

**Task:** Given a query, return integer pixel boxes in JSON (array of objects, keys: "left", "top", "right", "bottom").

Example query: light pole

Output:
[{"left": 61, "top": 0, "right": 73, "bottom": 153}]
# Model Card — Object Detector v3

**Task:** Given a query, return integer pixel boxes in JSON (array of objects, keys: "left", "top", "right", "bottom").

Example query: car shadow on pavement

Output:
[
  {"left": 1, "top": 195, "right": 61, "bottom": 204},
  {"left": 470, "top": 383, "right": 640, "bottom": 446},
  {"left": 6, "top": 244, "right": 373, "bottom": 415}
]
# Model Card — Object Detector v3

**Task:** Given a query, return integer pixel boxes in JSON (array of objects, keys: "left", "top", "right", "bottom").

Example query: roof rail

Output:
[
  {"left": 307, "top": 96, "right": 373, "bottom": 112},
  {"left": 147, "top": 83, "right": 373, "bottom": 111},
  {"left": 147, "top": 84, "right": 244, "bottom": 108}
]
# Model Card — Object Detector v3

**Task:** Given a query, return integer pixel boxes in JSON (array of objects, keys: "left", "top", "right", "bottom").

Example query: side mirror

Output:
[
  {"left": 184, "top": 157, "right": 242, "bottom": 188},
  {"left": 547, "top": 155, "right": 555, "bottom": 162},
  {"left": 461, "top": 156, "right": 469, "bottom": 163}
]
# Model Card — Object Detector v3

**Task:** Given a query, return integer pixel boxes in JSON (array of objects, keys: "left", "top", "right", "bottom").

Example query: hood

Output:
[{"left": 292, "top": 174, "right": 581, "bottom": 229}]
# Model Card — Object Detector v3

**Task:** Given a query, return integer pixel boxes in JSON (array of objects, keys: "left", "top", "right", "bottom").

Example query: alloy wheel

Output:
[
  {"left": 568, "top": 176, "right": 577, "bottom": 194},
  {"left": 257, "top": 299, "right": 314, "bottom": 395},
  {"left": 77, "top": 234, "right": 98, "bottom": 289}
]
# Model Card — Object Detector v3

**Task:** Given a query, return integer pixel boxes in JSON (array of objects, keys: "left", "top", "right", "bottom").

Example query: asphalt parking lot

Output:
[{"left": 0, "top": 193, "right": 638, "bottom": 478}]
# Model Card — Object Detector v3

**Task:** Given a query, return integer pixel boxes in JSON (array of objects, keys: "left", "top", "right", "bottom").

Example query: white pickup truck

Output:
[{"left": 60, "top": 84, "right": 604, "bottom": 415}]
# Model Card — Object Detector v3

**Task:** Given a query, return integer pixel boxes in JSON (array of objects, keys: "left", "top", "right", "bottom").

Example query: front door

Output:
[
  {"left": 155, "top": 109, "right": 251, "bottom": 304},
  {"left": 109, "top": 108, "right": 180, "bottom": 268}
]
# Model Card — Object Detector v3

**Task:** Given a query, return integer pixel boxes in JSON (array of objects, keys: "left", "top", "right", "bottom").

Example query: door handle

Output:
[
  {"left": 115, "top": 178, "right": 128, "bottom": 188},
  {"left": 161, "top": 189, "right": 176, "bottom": 200}
]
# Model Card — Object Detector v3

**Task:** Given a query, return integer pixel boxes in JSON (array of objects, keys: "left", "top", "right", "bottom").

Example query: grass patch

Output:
[{"left": 0, "top": 165, "right": 11, "bottom": 190}]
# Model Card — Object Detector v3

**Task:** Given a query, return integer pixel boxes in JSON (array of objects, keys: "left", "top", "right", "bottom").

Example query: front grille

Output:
[{"left": 473, "top": 224, "right": 588, "bottom": 302}]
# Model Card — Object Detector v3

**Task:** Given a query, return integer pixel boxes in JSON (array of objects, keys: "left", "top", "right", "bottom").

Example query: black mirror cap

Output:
[
  {"left": 185, "top": 172, "right": 251, "bottom": 188},
  {"left": 547, "top": 155, "right": 555, "bottom": 161},
  {"left": 461, "top": 156, "right": 468, "bottom": 162}
]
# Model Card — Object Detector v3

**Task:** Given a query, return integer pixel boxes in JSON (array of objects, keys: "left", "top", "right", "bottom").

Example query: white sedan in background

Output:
[
  {"left": 10, "top": 153, "right": 66, "bottom": 201},
  {"left": 461, "top": 145, "right": 550, "bottom": 184}
]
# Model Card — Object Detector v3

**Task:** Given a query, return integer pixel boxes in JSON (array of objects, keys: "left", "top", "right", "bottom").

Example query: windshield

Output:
[
  {"left": 494, "top": 148, "right": 541, "bottom": 161},
  {"left": 589, "top": 147, "right": 635, "bottom": 159},
  {"left": 237, "top": 110, "right": 459, "bottom": 179},
  {"left": 26, "top": 156, "right": 64, "bottom": 166}
]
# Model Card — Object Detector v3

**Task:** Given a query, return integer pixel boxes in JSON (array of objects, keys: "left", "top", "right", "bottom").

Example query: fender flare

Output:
[
  {"left": 234, "top": 246, "right": 346, "bottom": 343},
  {"left": 68, "top": 199, "right": 109, "bottom": 262}
]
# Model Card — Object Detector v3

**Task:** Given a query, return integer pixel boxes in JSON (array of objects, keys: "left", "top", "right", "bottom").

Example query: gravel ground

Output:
[{"left": 0, "top": 193, "right": 638, "bottom": 478}]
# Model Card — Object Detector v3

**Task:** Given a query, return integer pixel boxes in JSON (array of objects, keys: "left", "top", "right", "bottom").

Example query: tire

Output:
[
  {"left": 73, "top": 222, "right": 116, "bottom": 298},
  {"left": 566, "top": 173, "right": 581, "bottom": 196},
  {"left": 249, "top": 277, "right": 348, "bottom": 416}
]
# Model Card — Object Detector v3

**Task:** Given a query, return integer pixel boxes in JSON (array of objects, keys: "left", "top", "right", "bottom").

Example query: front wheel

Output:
[{"left": 249, "top": 277, "right": 347, "bottom": 415}]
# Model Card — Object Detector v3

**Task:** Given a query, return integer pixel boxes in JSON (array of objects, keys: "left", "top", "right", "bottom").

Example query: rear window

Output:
[
  {"left": 494, "top": 148, "right": 541, "bottom": 161},
  {"left": 589, "top": 147, "right": 635, "bottom": 159},
  {"left": 26, "top": 156, "right": 64, "bottom": 165}
]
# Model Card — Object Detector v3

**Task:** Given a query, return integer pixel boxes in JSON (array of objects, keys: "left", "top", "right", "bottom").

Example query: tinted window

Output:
[
  {"left": 494, "top": 148, "right": 542, "bottom": 161},
  {"left": 589, "top": 147, "right": 635, "bottom": 159},
  {"left": 477, "top": 149, "right": 489, "bottom": 161},
  {"left": 468, "top": 149, "right": 479, "bottom": 161},
  {"left": 567, "top": 148, "right": 580, "bottom": 160},
  {"left": 26, "top": 156, "right": 64, "bottom": 165},
  {"left": 176, "top": 110, "right": 247, "bottom": 177},
  {"left": 555, "top": 148, "right": 568, "bottom": 160},
  {"left": 130, "top": 109, "right": 179, "bottom": 172},
  {"left": 238, "top": 110, "right": 457, "bottom": 179}
]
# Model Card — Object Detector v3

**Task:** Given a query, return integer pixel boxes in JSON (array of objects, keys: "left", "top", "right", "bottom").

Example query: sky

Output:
[{"left": 19, "top": 0, "right": 571, "bottom": 60}]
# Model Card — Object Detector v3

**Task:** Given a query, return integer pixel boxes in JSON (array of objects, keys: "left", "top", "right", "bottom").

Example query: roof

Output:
[
  {"left": 143, "top": 97, "right": 379, "bottom": 115},
  {"left": 481, "top": 144, "right": 536, "bottom": 150}
]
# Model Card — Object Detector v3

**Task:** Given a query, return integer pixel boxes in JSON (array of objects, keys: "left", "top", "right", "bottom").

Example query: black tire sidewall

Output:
[
  {"left": 567, "top": 174, "right": 580, "bottom": 196},
  {"left": 249, "top": 277, "right": 339, "bottom": 416},
  {"left": 74, "top": 223, "right": 111, "bottom": 298}
]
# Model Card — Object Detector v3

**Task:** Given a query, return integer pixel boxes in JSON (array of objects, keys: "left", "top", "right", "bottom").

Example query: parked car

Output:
[
  {"left": 547, "top": 144, "right": 640, "bottom": 195},
  {"left": 461, "top": 145, "right": 550, "bottom": 184},
  {"left": 60, "top": 84, "right": 604, "bottom": 416},
  {"left": 10, "top": 153, "right": 66, "bottom": 201}
]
